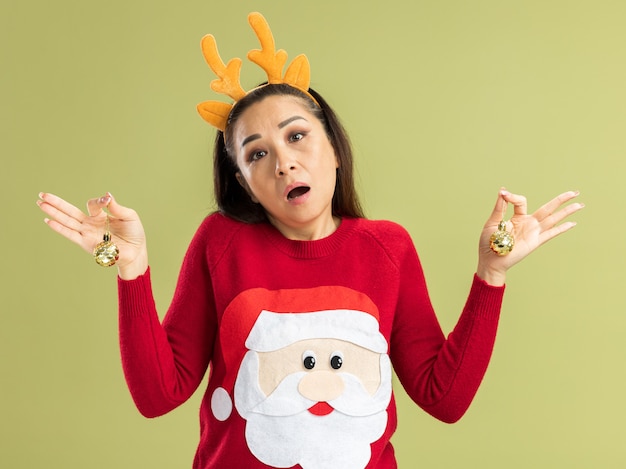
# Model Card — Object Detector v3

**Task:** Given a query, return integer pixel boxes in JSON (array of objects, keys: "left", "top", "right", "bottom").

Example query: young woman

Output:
[{"left": 37, "top": 13, "right": 583, "bottom": 469}]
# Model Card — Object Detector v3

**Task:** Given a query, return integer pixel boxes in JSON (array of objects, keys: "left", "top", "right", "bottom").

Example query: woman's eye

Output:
[
  {"left": 289, "top": 132, "right": 304, "bottom": 142},
  {"left": 250, "top": 150, "right": 267, "bottom": 161}
]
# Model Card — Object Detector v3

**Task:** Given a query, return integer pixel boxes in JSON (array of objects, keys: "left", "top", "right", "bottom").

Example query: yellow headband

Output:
[{"left": 197, "top": 12, "right": 315, "bottom": 132}]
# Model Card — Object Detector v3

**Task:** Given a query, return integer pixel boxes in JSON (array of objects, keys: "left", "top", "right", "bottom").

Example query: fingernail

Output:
[{"left": 38, "top": 192, "right": 44, "bottom": 199}]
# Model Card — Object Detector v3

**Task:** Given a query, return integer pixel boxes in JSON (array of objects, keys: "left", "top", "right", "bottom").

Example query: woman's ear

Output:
[{"left": 235, "top": 172, "right": 259, "bottom": 203}]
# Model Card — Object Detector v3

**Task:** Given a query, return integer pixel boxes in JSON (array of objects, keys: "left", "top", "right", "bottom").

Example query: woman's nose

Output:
[{"left": 274, "top": 148, "right": 298, "bottom": 176}]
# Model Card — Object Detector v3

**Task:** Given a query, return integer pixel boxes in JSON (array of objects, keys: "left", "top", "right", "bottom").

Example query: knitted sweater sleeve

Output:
[
  {"left": 117, "top": 221, "right": 217, "bottom": 418},
  {"left": 389, "top": 229, "right": 504, "bottom": 424}
]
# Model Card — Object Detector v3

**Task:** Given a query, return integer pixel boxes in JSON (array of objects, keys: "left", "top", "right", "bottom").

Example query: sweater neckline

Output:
[{"left": 259, "top": 217, "right": 359, "bottom": 259}]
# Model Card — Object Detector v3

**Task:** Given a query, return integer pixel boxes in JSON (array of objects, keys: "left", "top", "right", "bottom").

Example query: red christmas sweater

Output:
[{"left": 118, "top": 213, "right": 505, "bottom": 469}]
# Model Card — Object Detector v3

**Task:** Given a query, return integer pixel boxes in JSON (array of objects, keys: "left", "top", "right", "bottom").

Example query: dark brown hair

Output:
[{"left": 213, "top": 84, "right": 364, "bottom": 223}]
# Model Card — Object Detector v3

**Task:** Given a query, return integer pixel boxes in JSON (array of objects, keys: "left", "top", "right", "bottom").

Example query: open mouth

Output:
[{"left": 287, "top": 186, "right": 310, "bottom": 200}]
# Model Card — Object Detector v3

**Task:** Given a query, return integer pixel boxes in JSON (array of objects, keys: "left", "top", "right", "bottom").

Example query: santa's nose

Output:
[{"left": 298, "top": 370, "right": 345, "bottom": 402}]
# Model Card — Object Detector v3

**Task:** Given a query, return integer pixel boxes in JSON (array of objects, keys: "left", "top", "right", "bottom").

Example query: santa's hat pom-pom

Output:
[{"left": 211, "top": 387, "right": 233, "bottom": 421}]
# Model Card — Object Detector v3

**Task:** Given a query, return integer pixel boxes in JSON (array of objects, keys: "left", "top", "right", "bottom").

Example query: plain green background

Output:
[{"left": 2, "top": 0, "right": 624, "bottom": 467}]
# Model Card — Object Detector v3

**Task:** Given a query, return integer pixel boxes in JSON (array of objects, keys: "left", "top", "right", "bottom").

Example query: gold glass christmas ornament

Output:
[
  {"left": 93, "top": 214, "right": 119, "bottom": 267},
  {"left": 489, "top": 221, "right": 515, "bottom": 256}
]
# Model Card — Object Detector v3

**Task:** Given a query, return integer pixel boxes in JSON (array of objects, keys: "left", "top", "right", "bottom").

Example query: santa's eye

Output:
[
  {"left": 330, "top": 352, "right": 343, "bottom": 370},
  {"left": 302, "top": 351, "right": 316, "bottom": 370}
]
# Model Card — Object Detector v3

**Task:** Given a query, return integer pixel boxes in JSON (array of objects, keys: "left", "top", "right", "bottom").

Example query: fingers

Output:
[
  {"left": 38, "top": 192, "right": 112, "bottom": 248},
  {"left": 84, "top": 192, "right": 136, "bottom": 221},
  {"left": 86, "top": 193, "right": 112, "bottom": 217},
  {"left": 486, "top": 187, "right": 509, "bottom": 225},
  {"left": 500, "top": 190, "right": 528, "bottom": 217},
  {"left": 104, "top": 192, "right": 137, "bottom": 220},
  {"left": 90, "top": 193, "right": 141, "bottom": 228},
  {"left": 37, "top": 192, "right": 86, "bottom": 232},
  {"left": 496, "top": 188, "right": 583, "bottom": 246},
  {"left": 498, "top": 189, "right": 581, "bottom": 221},
  {"left": 538, "top": 220, "right": 578, "bottom": 246},
  {"left": 485, "top": 188, "right": 528, "bottom": 227},
  {"left": 44, "top": 215, "right": 89, "bottom": 247},
  {"left": 538, "top": 196, "right": 584, "bottom": 238},
  {"left": 38, "top": 192, "right": 93, "bottom": 250},
  {"left": 38, "top": 192, "right": 87, "bottom": 223},
  {"left": 533, "top": 190, "right": 581, "bottom": 222}
]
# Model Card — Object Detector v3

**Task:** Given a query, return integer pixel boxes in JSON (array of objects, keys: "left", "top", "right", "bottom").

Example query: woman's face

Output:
[{"left": 231, "top": 95, "right": 339, "bottom": 240}]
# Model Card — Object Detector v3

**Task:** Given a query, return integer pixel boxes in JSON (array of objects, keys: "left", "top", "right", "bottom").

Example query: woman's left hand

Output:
[{"left": 476, "top": 189, "right": 584, "bottom": 286}]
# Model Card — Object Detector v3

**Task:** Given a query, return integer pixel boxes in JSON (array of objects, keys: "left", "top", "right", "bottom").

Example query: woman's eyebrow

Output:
[
  {"left": 241, "top": 116, "right": 307, "bottom": 148},
  {"left": 241, "top": 133, "right": 261, "bottom": 148},
  {"left": 278, "top": 115, "right": 306, "bottom": 129}
]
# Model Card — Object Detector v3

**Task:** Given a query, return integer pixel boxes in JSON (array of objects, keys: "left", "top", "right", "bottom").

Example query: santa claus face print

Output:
[
  {"left": 232, "top": 95, "right": 340, "bottom": 240},
  {"left": 234, "top": 342, "right": 391, "bottom": 469},
  {"left": 212, "top": 286, "right": 392, "bottom": 469}
]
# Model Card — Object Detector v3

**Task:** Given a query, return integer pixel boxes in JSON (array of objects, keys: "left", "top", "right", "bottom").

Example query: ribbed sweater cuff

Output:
[
  {"left": 117, "top": 267, "right": 155, "bottom": 318},
  {"left": 467, "top": 273, "right": 506, "bottom": 321}
]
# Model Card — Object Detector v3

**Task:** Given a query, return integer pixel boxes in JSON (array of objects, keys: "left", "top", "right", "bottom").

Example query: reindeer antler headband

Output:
[{"left": 197, "top": 12, "right": 316, "bottom": 132}]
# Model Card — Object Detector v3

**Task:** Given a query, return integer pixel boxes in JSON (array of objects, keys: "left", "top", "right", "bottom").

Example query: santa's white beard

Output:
[{"left": 234, "top": 351, "right": 391, "bottom": 469}]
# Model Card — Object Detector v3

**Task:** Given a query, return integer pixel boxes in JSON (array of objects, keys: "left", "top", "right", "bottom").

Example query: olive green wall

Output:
[{"left": 2, "top": 1, "right": 623, "bottom": 467}]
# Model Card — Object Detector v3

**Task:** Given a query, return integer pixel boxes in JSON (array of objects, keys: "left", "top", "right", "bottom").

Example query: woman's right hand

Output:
[{"left": 37, "top": 192, "right": 148, "bottom": 280}]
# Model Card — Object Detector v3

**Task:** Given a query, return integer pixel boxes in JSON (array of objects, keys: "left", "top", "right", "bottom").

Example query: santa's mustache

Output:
[{"left": 235, "top": 351, "right": 391, "bottom": 419}]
